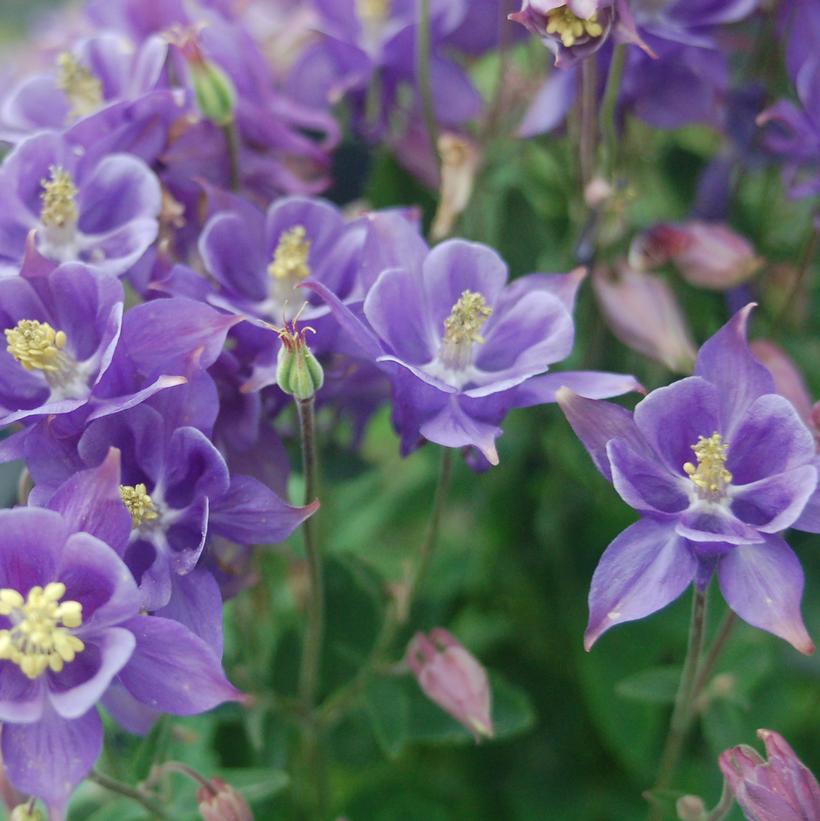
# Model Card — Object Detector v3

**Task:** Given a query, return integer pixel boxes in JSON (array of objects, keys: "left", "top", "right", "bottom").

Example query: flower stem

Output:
[
  {"left": 222, "top": 121, "right": 241, "bottom": 192},
  {"left": 88, "top": 769, "right": 169, "bottom": 820},
  {"left": 690, "top": 611, "right": 737, "bottom": 708},
  {"left": 297, "top": 396, "right": 323, "bottom": 710},
  {"left": 579, "top": 57, "right": 598, "bottom": 189},
  {"left": 417, "top": 0, "right": 440, "bottom": 171},
  {"left": 648, "top": 587, "right": 708, "bottom": 819},
  {"left": 705, "top": 781, "right": 735, "bottom": 821},
  {"left": 773, "top": 216, "right": 817, "bottom": 336},
  {"left": 599, "top": 44, "right": 626, "bottom": 179}
]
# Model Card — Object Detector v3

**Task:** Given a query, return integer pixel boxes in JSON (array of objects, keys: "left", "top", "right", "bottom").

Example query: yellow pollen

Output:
[
  {"left": 56, "top": 52, "right": 103, "bottom": 120},
  {"left": 40, "top": 166, "right": 79, "bottom": 230},
  {"left": 356, "top": 0, "right": 390, "bottom": 23},
  {"left": 5, "top": 320, "right": 68, "bottom": 373},
  {"left": 0, "top": 582, "right": 85, "bottom": 679},
  {"left": 268, "top": 226, "right": 312, "bottom": 283},
  {"left": 443, "top": 290, "right": 493, "bottom": 347},
  {"left": 120, "top": 484, "right": 159, "bottom": 528},
  {"left": 683, "top": 432, "right": 733, "bottom": 497},
  {"left": 545, "top": 7, "right": 604, "bottom": 47}
]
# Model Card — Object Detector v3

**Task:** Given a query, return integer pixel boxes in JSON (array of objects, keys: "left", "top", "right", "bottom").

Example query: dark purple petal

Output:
[
  {"left": 0, "top": 664, "right": 45, "bottom": 722},
  {"left": 718, "top": 535, "right": 815, "bottom": 654},
  {"left": 633, "top": 376, "right": 721, "bottom": 475},
  {"left": 2, "top": 703, "right": 102, "bottom": 817},
  {"left": 363, "top": 266, "right": 437, "bottom": 364},
  {"left": 58, "top": 532, "right": 141, "bottom": 630},
  {"left": 200, "top": 211, "right": 267, "bottom": 302},
  {"left": 607, "top": 439, "right": 690, "bottom": 514},
  {"left": 731, "top": 466, "right": 818, "bottom": 533},
  {"left": 100, "top": 681, "right": 159, "bottom": 735},
  {"left": 726, "top": 394, "right": 817, "bottom": 484},
  {"left": 164, "top": 427, "right": 230, "bottom": 508},
  {"left": 585, "top": 518, "right": 697, "bottom": 650},
  {"left": 119, "top": 616, "right": 242, "bottom": 714},
  {"left": 694, "top": 305, "right": 775, "bottom": 435},
  {"left": 155, "top": 569, "right": 224, "bottom": 657},
  {"left": 0, "top": 508, "right": 65, "bottom": 591},
  {"left": 124, "top": 537, "right": 171, "bottom": 611},
  {"left": 556, "top": 389, "right": 644, "bottom": 481},
  {"left": 47, "top": 628, "right": 135, "bottom": 719},
  {"left": 46, "top": 448, "right": 132, "bottom": 555},
  {"left": 209, "top": 474, "right": 318, "bottom": 545}
]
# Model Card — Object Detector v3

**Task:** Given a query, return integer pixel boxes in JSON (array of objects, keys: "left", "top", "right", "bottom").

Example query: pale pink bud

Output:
[
  {"left": 431, "top": 133, "right": 481, "bottom": 241},
  {"left": 675, "top": 795, "right": 706, "bottom": 821},
  {"left": 630, "top": 221, "right": 762, "bottom": 290},
  {"left": 197, "top": 778, "right": 253, "bottom": 821},
  {"left": 584, "top": 177, "right": 614, "bottom": 209},
  {"left": 407, "top": 628, "right": 493, "bottom": 741},
  {"left": 592, "top": 263, "right": 696, "bottom": 373},
  {"left": 719, "top": 729, "right": 820, "bottom": 821},
  {"left": 750, "top": 340, "right": 816, "bottom": 437}
]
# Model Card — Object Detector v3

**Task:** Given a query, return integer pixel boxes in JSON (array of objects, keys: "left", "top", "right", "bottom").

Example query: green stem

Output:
[
  {"left": 648, "top": 588, "right": 708, "bottom": 820},
  {"left": 88, "top": 770, "right": 169, "bottom": 820},
  {"left": 222, "top": 121, "right": 241, "bottom": 192},
  {"left": 579, "top": 57, "right": 598, "bottom": 188},
  {"left": 773, "top": 217, "right": 818, "bottom": 336},
  {"left": 705, "top": 781, "right": 735, "bottom": 821},
  {"left": 417, "top": 0, "right": 440, "bottom": 171},
  {"left": 599, "top": 44, "right": 626, "bottom": 179},
  {"left": 690, "top": 611, "right": 737, "bottom": 708},
  {"left": 297, "top": 397, "right": 323, "bottom": 710}
]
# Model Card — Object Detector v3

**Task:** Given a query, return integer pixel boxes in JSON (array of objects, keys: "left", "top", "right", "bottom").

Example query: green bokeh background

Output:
[{"left": 0, "top": 3, "right": 818, "bottom": 820}]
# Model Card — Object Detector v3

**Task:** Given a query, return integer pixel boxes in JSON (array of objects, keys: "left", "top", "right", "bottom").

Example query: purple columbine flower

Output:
[
  {"left": 0, "top": 131, "right": 161, "bottom": 278},
  {"left": 719, "top": 729, "right": 820, "bottom": 821},
  {"left": 558, "top": 305, "right": 818, "bottom": 653},
  {"left": 0, "top": 453, "right": 241, "bottom": 819},
  {"left": 309, "top": 216, "right": 640, "bottom": 464}
]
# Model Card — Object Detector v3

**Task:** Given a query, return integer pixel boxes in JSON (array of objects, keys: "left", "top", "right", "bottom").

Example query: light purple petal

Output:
[
  {"left": 511, "top": 371, "right": 643, "bottom": 407},
  {"left": 718, "top": 535, "right": 815, "bottom": 654},
  {"left": 731, "top": 465, "right": 818, "bottom": 533},
  {"left": 47, "top": 627, "right": 135, "bottom": 719},
  {"left": 518, "top": 67, "right": 578, "bottom": 138},
  {"left": 676, "top": 507, "right": 765, "bottom": 545},
  {"left": 358, "top": 211, "right": 427, "bottom": 291},
  {"left": 607, "top": 439, "right": 690, "bottom": 514},
  {"left": 694, "top": 305, "right": 775, "bottom": 435},
  {"left": 585, "top": 518, "right": 697, "bottom": 650},
  {"left": 633, "top": 376, "right": 722, "bottom": 475},
  {"left": 2, "top": 704, "right": 102, "bottom": 817},
  {"left": 100, "top": 681, "right": 159, "bottom": 735},
  {"left": 418, "top": 394, "right": 501, "bottom": 465},
  {"left": 119, "top": 615, "right": 242, "bottom": 714}
]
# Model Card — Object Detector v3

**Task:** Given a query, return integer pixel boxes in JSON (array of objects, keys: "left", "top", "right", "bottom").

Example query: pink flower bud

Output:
[
  {"left": 407, "top": 629, "right": 493, "bottom": 741},
  {"left": 719, "top": 729, "right": 820, "bottom": 821},
  {"left": 197, "top": 778, "right": 253, "bottom": 821},
  {"left": 630, "top": 222, "right": 762, "bottom": 290},
  {"left": 592, "top": 263, "right": 696, "bottom": 373}
]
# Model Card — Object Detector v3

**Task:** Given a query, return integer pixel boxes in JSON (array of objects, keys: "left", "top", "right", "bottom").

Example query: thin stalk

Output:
[
  {"left": 648, "top": 588, "right": 708, "bottom": 820},
  {"left": 417, "top": 0, "right": 440, "bottom": 171},
  {"left": 222, "top": 121, "right": 241, "bottom": 192},
  {"left": 297, "top": 397, "right": 323, "bottom": 709},
  {"left": 89, "top": 770, "right": 169, "bottom": 820},
  {"left": 705, "top": 781, "right": 735, "bottom": 821},
  {"left": 579, "top": 57, "right": 598, "bottom": 189},
  {"left": 773, "top": 218, "right": 818, "bottom": 336},
  {"left": 599, "top": 44, "right": 626, "bottom": 179},
  {"left": 148, "top": 761, "right": 217, "bottom": 795},
  {"left": 690, "top": 611, "right": 737, "bottom": 708}
]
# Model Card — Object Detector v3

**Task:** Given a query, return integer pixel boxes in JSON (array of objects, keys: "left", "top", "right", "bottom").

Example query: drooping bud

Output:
[
  {"left": 630, "top": 222, "right": 762, "bottom": 290},
  {"left": 274, "top": 317, "right": 324, "bottom": 401},
  {"left": 431, "top": 133, "right": 481, "bottom": 241},
  {"left": 675, "top": 795, "right": 706, "bottom": 821},
  {"left": 592, "top": 264, "right": 696, "bottom": 373},
  {"left": 10, "top": 804, "right": 45, "bottom": 821},
  {"left": 197, "top": 778, "right": 253, "bottom": 821},
  {"left": 406, "top": 628, "right": 493, "bottom": 741},
  {"left": 719, "top": 729, "right": 820, "bottom": 821}
]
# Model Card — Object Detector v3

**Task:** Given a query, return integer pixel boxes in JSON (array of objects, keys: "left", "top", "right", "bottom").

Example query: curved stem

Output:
[
  {"left": 648, "top": 588, "right": 708, "bottom": 820},
  {"left": 222, "top": 122, "right": 241, "bottom": 192},
  {"left": 579, "top": 57, "right": 598, "bottom": 188},
  {"left": 148, "top": 761, "right": 217, "bottom": 796},
  {"left": 690, "top": 611, "right": 737, "bottom": 708},
  {"left": 599, "top": 44, "right": 626, "bottom": 179},
  {"left": 705, "top": 781, "right": 735, "bottom": 821},
  {"left": 89, "top": 769, "right": 169, "bottom": 820},
  {"left": 417, "top": 0, "right": 440, "bottom": 171},
  {"left": 773, "top": 218, "right": 817, "bottom": 336}
]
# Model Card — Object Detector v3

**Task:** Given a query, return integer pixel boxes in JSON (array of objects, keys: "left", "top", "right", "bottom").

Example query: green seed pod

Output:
[
  {"left": 276, "top": 324, "right": 324, "bottom": 401},
  {"left": 191, "top": 60, "right": 236, "bottom": 126}
]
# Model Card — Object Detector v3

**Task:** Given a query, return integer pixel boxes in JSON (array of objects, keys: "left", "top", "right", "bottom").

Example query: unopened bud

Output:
[
  {"left": 10, "top": 805, "right": 45, "bottom": 821},
  {"left": 407, "top": 628, "right": 493, "bottom": 741},
  {"left": 275, "top": 319, "right": 324, "bottom": 401},
  {"left": 191, "top": 61, "right": 236, "bottom": 126},
  {"left": 197, "top": 778, "right": 253, "bottom": 821},
  {"left": 675, "top": 795, "right": 706, "bottom": 821},
  {"left": 431, "top": 133, "right": 480, "bottom": 241}
]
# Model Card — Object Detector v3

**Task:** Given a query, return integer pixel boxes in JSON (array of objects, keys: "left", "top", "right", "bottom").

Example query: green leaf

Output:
[
  {"left": 365, "top": 676, "right": 410, "bottom": 758},
  {"left": 616, "top": 666, "right": 682, "bottom": 704}
]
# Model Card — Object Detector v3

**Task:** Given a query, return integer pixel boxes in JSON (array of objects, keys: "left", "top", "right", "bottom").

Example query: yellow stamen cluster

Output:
[
  {"left": 443, "top": 290, "right": 493, "bottom": 347},
  {"left": 268, "top": 226, "right": 312, "bottom": 283},
  {"left": 56, "top": 52, "right": 103, "bottom": 120},
  {"left": 120, "top": 483, "right": 159, "bottom": 528},
  {"left": 40, "top": 166, "right": 79, "bottom": 230},
  {"left": 5, "top": 320, "right": 68, "bottom": 373},
  {"left": 0, "top": 583, "right": 84, "bottom": 679},
  {"left": 546, "top": 7, "right": 604, "bottom": 47},
  {"left": 356, "top": 0, "right": 391, "bottom": 23},
  {"left": 683, "top": 432, "right": 733, "bottom": 498}
]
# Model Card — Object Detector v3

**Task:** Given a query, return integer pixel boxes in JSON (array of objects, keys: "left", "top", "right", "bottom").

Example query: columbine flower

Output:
[
  {"left": 719, "top": 729, "right": 820, "bottom": 821},
  {"left": 0, "top": 457, "right": 240, "bottom": 818},
  {"left": 309, "top": 219, "right": 640, "bottom": 465},
  {"left": 0, "top": 132, "right": 161, "bottom": 278},
  {"left": 407, "top": 629, "right": 494, "bottom": 741},
  {"left": 558, "top": 305, "right": 817, "bottom": 652}
]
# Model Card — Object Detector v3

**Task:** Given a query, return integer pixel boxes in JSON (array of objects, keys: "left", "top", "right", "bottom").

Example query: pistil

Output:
[{"left": 439, "top": 290, "right": 492, "bottom": 371}]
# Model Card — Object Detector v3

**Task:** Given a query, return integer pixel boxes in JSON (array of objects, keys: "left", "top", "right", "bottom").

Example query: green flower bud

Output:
[
  {"left": 11, "top": 805, "right": 45, "bottom": 821},
  {"left": 191, "top": 60, "right": 236, "bottom": 126},
  {"left": 275, "top": 320, "right": 324, "bottom": 401}
]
